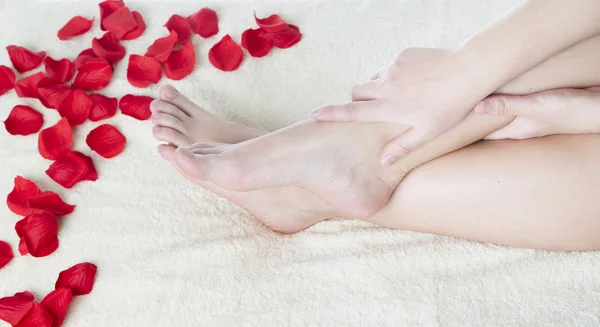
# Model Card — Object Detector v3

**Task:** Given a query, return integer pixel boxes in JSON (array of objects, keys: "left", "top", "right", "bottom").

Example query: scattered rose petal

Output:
[
  {"left": 99, "top": 0, "right": 125, "bottom": 30},
  {"left": 14, "top": 302, "right": 53, "bottom": 327},
  {"left": 22, "top": 212, "right": 59, "bottom": 258},
  {"left": 86, "top": 124, "right": 126, "bottom": 158},
  {"left": 208, "top": 35, "right": 243, "bottom": 72},
  {"left": 44, "top": 57, "right": 74, "bottom": 84},
  {"left": 102, "top": 5, "right": 138, "bottom": 40},
  {"left": 38, "top": 85, "right": 72, "bottom": 110},
  {"left": 188, "top": 7, "right": 218, "bottom": 38},
  {"left": 145, "top": 30, "right": 178, "bottom": 62},
  {"left": 270, "top": 24, "right": 302, "bottom": 49},
  {"left": 57, "top": 89, "right": 93, "bottom": 126},
  {"left": 41, "top": 288, "right": 72, "bottom": 327},
  {"left": 119, "top": 94, "right": 153, "bottom": 120},
  {"left": 122, "top": 11, "right": 146, "bottom": 40},
  {"left": 254, "top": 13, "right": 288, "bottom": 33},
  {"left": 14, "top": 72, "right": 47, "bottom": 99},
  {"left": 127, "top": 55, "right": 161, "bottom": 88},
  {"left": 241, "top": 28, "right": 272, "bottom": 58},
  {"left": 165, "top": 14, "right": 192, "bottom": 45},
  {"left": 0, "top": 65, "right": 16, "bottom": 96},
  {"left": 6, "top": 46, "right": 46, "bottom": 73},
  {"left": 165, "top": 42, "right": 196, "bottom": 80},
  {"left": 4, "top": 105, "right": 44, "bottom": 136},
  {"left": 72, "top": 57, "right": 113, "bottom": 91},
  {"left": 73, "top": 49, "right": 97, "bottom": 70},
  {"left": 55, "top": 262, "right": 98, "bottom": 296},
  {"left": 27, "top": 191, "right": 75, "bottom": 216},
  {"left": 38, "top": 118, "right": 73, "bottom": 160},
  {"left": 46, "top": 151, "right": 90, "bottom": 189},
  {"left": 89, "top": 94, "right": 118, "bottom": 122},
  {"left": 72, "top": 152, "right": 98, "bottom": 182},
  {"left": 6, "top": 176, "right": 40, "bottom": 216},
  {"left": 92, "top": 32, "right": 126, "bottom": 63},
  {"left": 0, "top": 291, "right": 35, "bottom": 326},
  {"left": 18, "top": 239, "right": 29, "bottom": 256},
  {"left": 0, "top": 241, "right": 13, "bottom": 269},
  {"left": 58, "top": 16, "right": 94, "bottom": 40}
]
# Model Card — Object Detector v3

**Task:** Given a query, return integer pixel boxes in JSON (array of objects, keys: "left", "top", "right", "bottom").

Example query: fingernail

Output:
[
  {"left": 381, "top": 155, "right": 397, "bottom": 167},
  {"left": 475, "top": 100, "right": 491, "bottom": 114},
  {"left": 179, "top": 148, "right": 194, "bottom": 158},
  {"left": 311, "top": 108, "right": 322, "bottom": 117}
]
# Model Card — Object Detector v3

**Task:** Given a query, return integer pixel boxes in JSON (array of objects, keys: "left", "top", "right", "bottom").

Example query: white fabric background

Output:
[{"left": 1, "top": 0, "right": 599, "bottom": 326}]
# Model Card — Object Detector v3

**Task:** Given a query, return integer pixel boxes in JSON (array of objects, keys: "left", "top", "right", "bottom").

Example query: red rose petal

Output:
[
  {"left": 0, "top": 291, "right": 35, "bottom": 325},
  {"left": 119, "top": 94, "right": 153, "bottom": 120},
  {"left": 18, "top": 239, "right": 29, "bottom": 256},
  {"left": 38, "top": 118, "right": 73, "bottom": 160},
  {"left": 145, "top": 30, "right": 178, "bottom": 62},
  {"left": 0, "top": 241, "right": 13, "bottom": 269},
  {"left": 188, "top": 7, "right": 218, "bottom": 38},
  {"left": 14, "top": 302, "right": 53, "bottom": 327},
  {"left": 72, "top": 152, "right": 98, "bottom": 182},
  {"left": 92, "top": 32, "right": 126, "bottom": 63},
  {"left": 254, "top": 13, "right": 288, "bottom": 33},
  {"left": 38, "top": 85, "right": 72, "bottom": 110},
  {"left": 4, "top": 105, "right": 44, "bottom": 136},
  {"left": 127, "top": 55, "right": 161, "bottom": 88},
  {"left": 165, "top": 42, "right": 196, "bottom": 80},
  {"left": 6, "top": 176, "right": 41, "bottom": 216},
  {"left": 86, "top": 124, "right": 126, "bottom": 159},
  {"left": 102, "top": 5, "right": 138, "bottom": 40},
  {"left": 7, "top": 46, "right": 46, "bottom": 73},
  {"left": 41, "top": 288, "right": 72, "bottom": 327},
  {"left": 208, "top": 35, "right": 243, "bottom": 72},
  {"left": 55, "top": 262, "right": 98, "bottom": 296},
  {"left": 89, "top": 94, "right": 118, "bottom": 122},
  {"left": 270, "top": 25, "right": 302, "bottom": 49},
  {"left": 46, "top": 151, "right": 90, "bottom": 188},
  {"left": 27, "top": 191, "right": 75, "bottom": 216},
  {"left": 241, "top": 28, "right": 272, "bottom": 58},
  {"left": 58, "top": 16, "right": 94, "bottom": 40},
  {"left": 72, "top": 57, "right": 113, "bottom": 91},
  {"left": 15, "top": 72, "right": 47, "bottom": 99},
  {"left": 22, "top": 212, "right": 59, "bottom": 258},
  {"left": 44, "top": 57, "right": 74, "bottom": 84},
  {"left": 0, "top": 65, "right": 16, "bottom": 96},
  {"left": 165, "top": 14, "right": 192, "bottom": 45},
  {"left": 122, "top": 11, "right": 146, "bottom": 40},
  {"left": 73, "top": 49, "right": 97, "bottom": 70},
  {"left": 57, "top": 89, "right": 93, "bottom": 126},
  {"left": 99, "top": 0, "right": 125, "bottom": 30}
]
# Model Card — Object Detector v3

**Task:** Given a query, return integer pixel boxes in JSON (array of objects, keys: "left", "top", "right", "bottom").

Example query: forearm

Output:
[{"left": 460, "top": 0, "right": 600, "bottom": 91}]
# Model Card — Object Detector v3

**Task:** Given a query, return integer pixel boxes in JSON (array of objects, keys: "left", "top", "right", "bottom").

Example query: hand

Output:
[
  {"left": 476, "top": 87, "right": 600, "bottom": 140},
  {"left": 311, "top": 47, "right": 496, "bottom": 166}
]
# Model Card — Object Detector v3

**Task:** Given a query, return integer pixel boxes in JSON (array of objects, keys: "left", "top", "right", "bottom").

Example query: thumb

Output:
[
  {"left": 474, "top": 94, "right": 536, "bottom": 116},
  {"left": 380, "top": 128, "right": 428, "bottom": 167}
]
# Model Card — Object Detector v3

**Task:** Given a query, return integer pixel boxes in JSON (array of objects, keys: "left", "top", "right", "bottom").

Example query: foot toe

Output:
[
  {"left": 157, "top": 144, "right": 177, "bottom": 161},
  {"left": 151, "top": 112, "right": 186, "bottom": 132},
  {"left": 150, "top": 100, "right": 189, "bottom": 121},
  {"left": 152, "top": 126, "right": 190, "bottom": 146},
  {"left": 159, "top": 84, "right": 203, "bottom": 116}
]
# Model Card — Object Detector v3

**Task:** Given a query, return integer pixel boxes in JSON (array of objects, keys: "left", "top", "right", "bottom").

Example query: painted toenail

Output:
[{"left": 179, "top": 148, "right": 194, "bottom": 158}]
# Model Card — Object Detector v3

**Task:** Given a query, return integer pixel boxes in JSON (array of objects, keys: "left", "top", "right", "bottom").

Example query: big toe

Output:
[{"left": 159, "top": 84, "right": 202, "bottom": 116}]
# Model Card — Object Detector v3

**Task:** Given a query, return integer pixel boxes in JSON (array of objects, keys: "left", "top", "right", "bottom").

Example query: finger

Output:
[
  {"left": 312, "top": 100, "right": 384, "bottom": 122},
  {"left": 474, "top": 94, "right": 536, "bottom": 116},
  {"left": 351, "top": 80, "right": 381, "bottom": 101},
  {"left": 380, "top": 127, "right": 429, "bottom": 166}
]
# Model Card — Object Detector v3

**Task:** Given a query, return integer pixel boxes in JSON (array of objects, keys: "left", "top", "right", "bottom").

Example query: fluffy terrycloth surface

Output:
[{"left": 1, "top": 0, "right": 599, "bottom": 326}]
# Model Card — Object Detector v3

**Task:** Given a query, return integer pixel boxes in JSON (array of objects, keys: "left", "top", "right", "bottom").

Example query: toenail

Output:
[
  {"left": 179, "top": 148, "right": 194, "bottom": 158},
  {"left": 162, "top": 86, "right": 179, "bottom": 99},
  {"left": 150, "top": 101, "right": 161, "bottom": 110}
]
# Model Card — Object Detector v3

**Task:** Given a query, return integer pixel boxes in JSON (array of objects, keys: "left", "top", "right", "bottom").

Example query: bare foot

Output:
[
  {"left": 171, "top": 120, "right": 409, "bottom": 218},
  {"left": 152, "top": 85, "right": 337, "bottom": 233}
]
